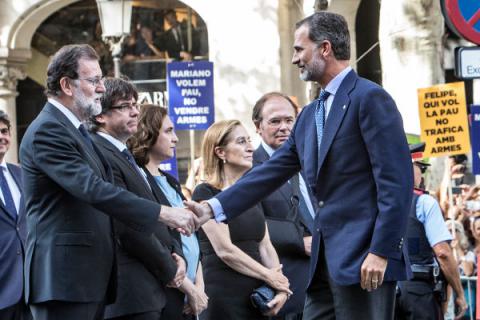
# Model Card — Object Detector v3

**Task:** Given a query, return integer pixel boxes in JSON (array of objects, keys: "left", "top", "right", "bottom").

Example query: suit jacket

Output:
[
  {"left": 253, "top": 145, "right": 310, "bottom": 315},
  {"left": 161, "top": 24, "right": 190, "bottom": 60},
  {"left": 215, "top": 70, "right": 413, "bottom": 286},
  {"left": 19, "top": 102, "right": 160, "bottom": 304},
  {"left": 0, "top": 163, "right": 26, "bottom": 309},
  {"left": 92, "top": 134, "right": 180, "bottom": 318}
]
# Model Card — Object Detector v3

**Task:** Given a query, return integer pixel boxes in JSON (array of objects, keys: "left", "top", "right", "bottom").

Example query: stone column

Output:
[
  {"left": 0, "top": 64, "right": 26, "bottom": 164},
  {"left": 278, "top": 0, "right": 308, "bottom": 107}
]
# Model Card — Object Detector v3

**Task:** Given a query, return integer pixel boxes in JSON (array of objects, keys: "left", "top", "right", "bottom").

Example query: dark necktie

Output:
[
  {"left": 122, "top": 149, "right": 149, "bottom": 187},
  {"left": 0, "top": 167, "right": 17, "bottom": 218},
  {"left": 316, "top": 90, "right": 330, "bottom": 162},
  {"left": 291, "top": 174, "right": 314, "bottom": 232},
  {"left": 78, "top": 124, "right": 94, "bottom": 150}
]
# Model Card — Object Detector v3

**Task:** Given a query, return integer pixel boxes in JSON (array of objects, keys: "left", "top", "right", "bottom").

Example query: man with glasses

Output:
[
  {"left": 0, "top": 111, "right": 31, "bottom": 320},
  {"left": 19, "top": 44, "right": 196, "bottom": 320},
  {"left": 90, "top": 77, "right": 186, "bottom": 320},
  {"left": 251, "top": 92, "right": 313, "bottom": 320},
  {"left": 395, "top": 143, "right": 467, "bottom": 320}
]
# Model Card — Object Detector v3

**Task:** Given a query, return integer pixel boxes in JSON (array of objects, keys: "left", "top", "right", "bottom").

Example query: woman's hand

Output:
[
  {"left": 265, "top": 265, "right": 291, "bottom": 294},
  {"left": 263, "top": 292, "right": 288, "bottom": 316},
  {"left": 184, "top": 285, "right": 208, "bottom": 315},
  {"left": 167, "top": 253, "right": 186, "bottom": 288}
]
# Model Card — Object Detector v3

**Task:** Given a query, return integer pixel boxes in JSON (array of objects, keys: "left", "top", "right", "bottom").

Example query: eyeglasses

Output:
[
  {"left": 110, "top": 103, "right": 140, "bottom": 112},
  {"left": 265, "top": 117, "right": 295, "bottom": 128},
  {"left": 76, "top": 76, "right": 105, "bottom": 87},
  {"left": 0, "top": 128, "right": 10, "bottom": 135}
]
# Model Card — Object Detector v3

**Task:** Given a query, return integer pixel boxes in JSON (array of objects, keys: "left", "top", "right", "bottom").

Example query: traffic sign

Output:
[
  {"left": 442, "top": 0, "right": 480, "bottom": 44},
  {"left": 455, "top": 46, "right": 480, "bottom": 79}
]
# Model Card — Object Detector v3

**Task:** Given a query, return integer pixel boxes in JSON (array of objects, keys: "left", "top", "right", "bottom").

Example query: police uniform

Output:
[{"left": 395, "top": 191, "right": 452, "bottom": 320}]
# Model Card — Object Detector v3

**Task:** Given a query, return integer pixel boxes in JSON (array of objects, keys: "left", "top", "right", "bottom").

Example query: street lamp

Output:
[{"left": 96, "top": 0, "right": 133, "bottom": 77}]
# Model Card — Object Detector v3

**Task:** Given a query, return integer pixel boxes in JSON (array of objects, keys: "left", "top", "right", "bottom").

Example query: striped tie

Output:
[{"left": 315, "top": 89, "right": 330, "bottom": 162}]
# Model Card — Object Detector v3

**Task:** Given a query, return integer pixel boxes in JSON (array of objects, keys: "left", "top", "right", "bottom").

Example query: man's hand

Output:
[
  {"left": 167, "top": 253, "right": 186, "bottom": 288},
  {"left": 184, "top": 200, "right": 214, "bottom": 229},
  {"left": 454, "top": 294, "right": 468, "bottom": 320},
  {"left": 360, "top": 253, "right": 388, "bottom": 291},
  {"left": 264, "top": 292, "right": 288, "bottom": 316},
  {"left": 303, "top": 236, "right": 312, "bottom": 256},
  {"left": 158, "top": 206, "right": 195, "bottom": 236}
]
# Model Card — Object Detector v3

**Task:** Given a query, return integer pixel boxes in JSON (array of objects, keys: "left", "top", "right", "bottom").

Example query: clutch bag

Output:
[{"left": 250, "top": 284, "right": 275, "bottom": 314}]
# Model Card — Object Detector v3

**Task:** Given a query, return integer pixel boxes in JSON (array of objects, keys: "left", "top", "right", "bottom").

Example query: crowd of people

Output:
[
  {"left": 121, "top": 9, "right": 206, "bottom": 80},
  {"left": 0, "top": 10, "right": 477, "bottom": 320}
]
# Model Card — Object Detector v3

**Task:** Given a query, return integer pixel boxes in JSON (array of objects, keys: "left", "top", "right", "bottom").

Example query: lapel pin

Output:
[{"left": 342, "top": 105, "right": 346, "bottom": 110}]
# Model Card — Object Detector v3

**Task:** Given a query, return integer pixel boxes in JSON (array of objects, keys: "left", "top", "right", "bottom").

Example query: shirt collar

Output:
[
  {"left": 48, "top": 98, "right": 83, "bottom": 129},
  {"left": 324, "top": 66, "right": 352, "bottom": 96},
  {"left": 0, "top": 161, "right": 7, "bottom": 171},
  {"left": 261, "top": 140, "right": 276, "bottom": 157},
  {"left": 97, "top": 131, "right": 127, "bottom": 152}
]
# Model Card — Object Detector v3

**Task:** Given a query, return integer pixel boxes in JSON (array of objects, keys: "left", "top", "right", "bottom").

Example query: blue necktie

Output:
[
  {"left": 315, "top": 90, "right": 330, "bottom": 162},
  {"left": 122, "top": 149, "right": 150, "bottom": 188},
  {"left": 122, "top": 149, "right": 140, "bottom": 171},
  {"left": 78, "top": 124, "right": 94, "bottom": 150},
  {"left": 0, "top": 167, "right": 16, "bottom": 218}
]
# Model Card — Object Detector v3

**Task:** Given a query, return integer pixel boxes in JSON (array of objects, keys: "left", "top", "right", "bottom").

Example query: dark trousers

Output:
[
  {"left": 108, "top": 311, "right": 162, "bottom": 320},
  {"left": 30, "top": 300, "right": 105, "bottom": 320},
  {"left": 395, "top": 281, "right": 442, "bottom": 320},
  {"left": 271, "top": 312, "right": 303, "bottom": 320},
  {"left": 0, "top": 300, "right": 32, "bottom": 320},
  {"left": 303, "top": 242, "right": 396, "bottom": 320}
]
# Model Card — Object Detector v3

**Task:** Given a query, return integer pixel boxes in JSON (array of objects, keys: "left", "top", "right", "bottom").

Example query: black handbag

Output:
[{"left": 250, "top": 284, "right": 275, "bottom": 314}]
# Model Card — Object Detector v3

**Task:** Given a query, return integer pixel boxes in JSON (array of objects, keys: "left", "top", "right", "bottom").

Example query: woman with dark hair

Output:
[
  {"left": 128, "top": 105, "right": 207, "bottom": 319},
  {"left": 192, "top": 120, "right": 290, "bottom": 319}
]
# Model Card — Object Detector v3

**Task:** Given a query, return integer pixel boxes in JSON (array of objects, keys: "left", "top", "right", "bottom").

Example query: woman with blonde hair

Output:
[{"left": 192, "top": 120, "right": 290, "bottom": 319}]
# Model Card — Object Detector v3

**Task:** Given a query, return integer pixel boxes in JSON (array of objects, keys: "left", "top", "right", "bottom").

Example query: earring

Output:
[{"left": 223, "top": 159, "right": 227, "bottom": 164}]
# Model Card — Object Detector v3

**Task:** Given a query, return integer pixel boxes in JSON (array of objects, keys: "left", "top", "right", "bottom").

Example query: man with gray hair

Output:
[{"left": 20, "top": 44, "right": 196, "bottom": 320}]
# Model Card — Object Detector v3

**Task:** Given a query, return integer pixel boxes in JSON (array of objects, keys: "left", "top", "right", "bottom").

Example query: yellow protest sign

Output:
[{"left": 417, "top": 82, "right": 470, "bottom": 157}]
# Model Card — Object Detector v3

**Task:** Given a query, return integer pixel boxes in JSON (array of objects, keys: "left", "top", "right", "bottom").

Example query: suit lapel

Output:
[
  {"left": 44, "top": 104, "right": 107, "bottom": 177},
  {"left": 316, "top": 70, "right": 356, "bottom": 177},
  {"left": 7, "top": 164, "right": 23, "bottom": 223},
  {"left": 93, "top": 134, "right": 151, "bottom": 194},
  {"left": 254, "top": 145, "right": 292, "bottom": 203}
]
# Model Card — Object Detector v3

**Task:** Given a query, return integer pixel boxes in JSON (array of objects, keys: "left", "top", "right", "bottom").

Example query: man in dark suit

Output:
[
  {"left": 0, "top": 111, "right": 31, "bottom": 320},
  {"left": 19, "top": 44, "right": 196, "bottom": 320},
  {"left": 187, "top": 12, "right": 413, "bottom": 319},
  {"left": 90, "top": 77, "right": 185, "bottom": 320},
  {"left": 252, "top": 92, "right": 312, "bottom": 320},
  {"left": 162, "top": 9, "right": 193, "bottom": 61}
]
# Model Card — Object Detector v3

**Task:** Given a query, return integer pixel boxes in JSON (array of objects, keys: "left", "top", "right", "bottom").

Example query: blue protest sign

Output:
[
  {"left": 160, "top": 150, "right": 179, "bottom": 180},
  {"left": 167, "top": 61, "right": 214, "bottom": 130},
  {"left": 470, "top": 105, "right": 480, "bottom": 175}
]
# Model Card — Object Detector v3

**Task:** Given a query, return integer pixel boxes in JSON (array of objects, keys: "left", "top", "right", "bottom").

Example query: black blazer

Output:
[
  {"left": 19, "top": 103, "right": 160, "bottom": 304},
  {"left": 92, "top": 134, "right": 180, "bottom": 318},
  {"left": 144, "top": 168, "right": 192, "bottom": 319},
  {"left": 0, "top": 163, "right": 26, "bottom": 309},
  {"left": 253, "top": 144, "right": 311, "bottom": 315}
]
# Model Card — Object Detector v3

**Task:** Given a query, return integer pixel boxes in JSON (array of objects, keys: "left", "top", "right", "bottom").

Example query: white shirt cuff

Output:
[{"left": 207, "top": 198, "right": 227, "bottom": 222}]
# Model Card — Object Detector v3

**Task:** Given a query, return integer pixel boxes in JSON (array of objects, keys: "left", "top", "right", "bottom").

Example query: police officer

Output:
[{"left": 395, "top": 143, "right": 468, "bottom": 320}]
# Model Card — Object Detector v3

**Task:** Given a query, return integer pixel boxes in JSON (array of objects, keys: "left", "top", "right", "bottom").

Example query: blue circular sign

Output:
[{"left": 442, "top": 0, "right": 480, "bottom": 44}]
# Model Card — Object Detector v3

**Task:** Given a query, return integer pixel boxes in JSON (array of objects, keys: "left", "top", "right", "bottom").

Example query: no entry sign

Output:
[{"left": 442, "top": 0, "right": 480, "bottom": 44}]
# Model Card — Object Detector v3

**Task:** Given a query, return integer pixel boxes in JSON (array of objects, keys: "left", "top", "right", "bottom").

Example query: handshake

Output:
[{"left": 158, "top": 201, "right": 214, "bottom": 235}]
